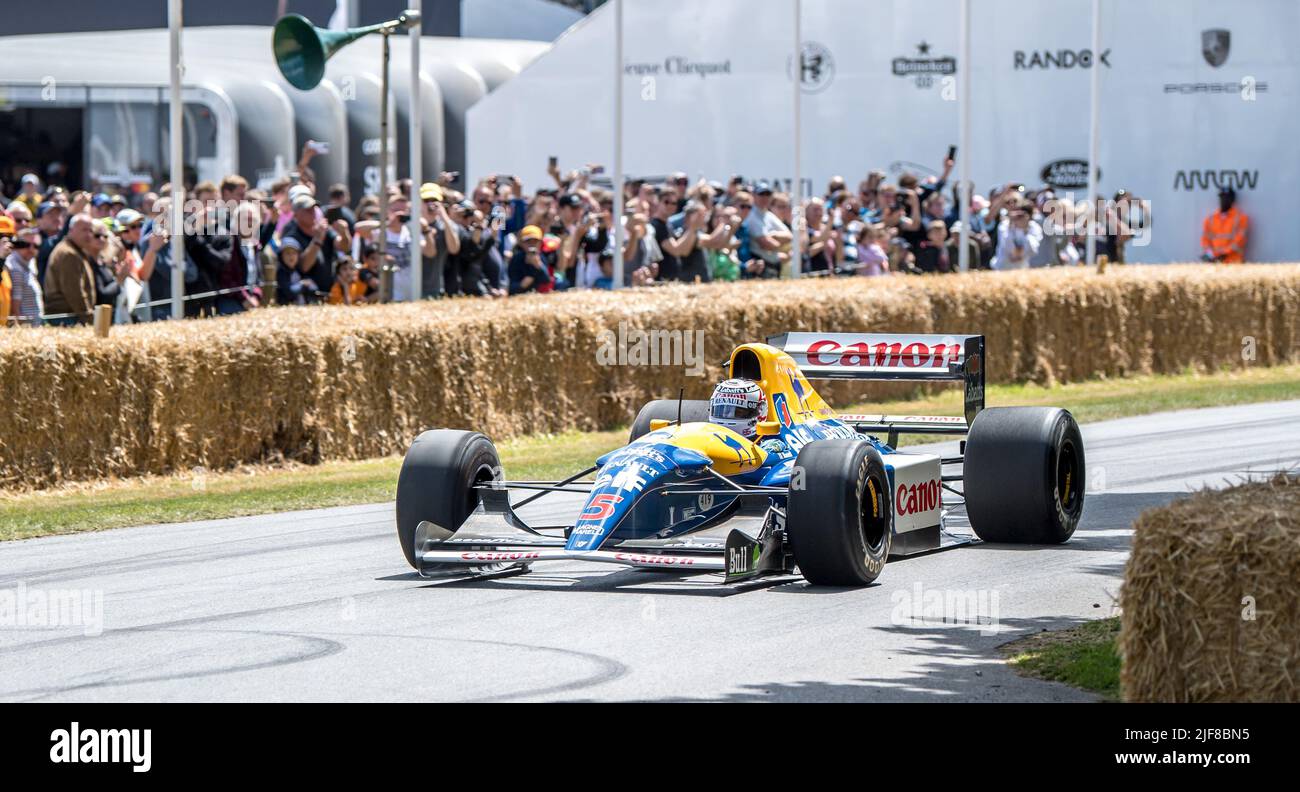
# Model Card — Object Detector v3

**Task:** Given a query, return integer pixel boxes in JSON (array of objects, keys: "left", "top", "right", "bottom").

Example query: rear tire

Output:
[
  {"left": 395, "top": 430, "right": 501, "bottom": 569},
  {"left": 628, "top": 399, "right": 712, "bottom": 442},
  {"left": 787, "top": 440, "right": 892, "bottom": 586},
  {"left": 963, "top": 407, "right": 1085, "bottom": 544}
]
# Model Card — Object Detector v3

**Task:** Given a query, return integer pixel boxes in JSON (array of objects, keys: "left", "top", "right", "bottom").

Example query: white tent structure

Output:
[{"left": 0, "top": 27, "right": 548, "bottom": 200}]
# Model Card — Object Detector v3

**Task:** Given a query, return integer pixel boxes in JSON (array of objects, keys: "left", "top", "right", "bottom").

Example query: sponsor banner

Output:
[{"left": 468, "top": 0, "right": 1297, "bottom": 261}]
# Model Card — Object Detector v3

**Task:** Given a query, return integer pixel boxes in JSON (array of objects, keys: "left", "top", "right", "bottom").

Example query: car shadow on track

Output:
[
  {"left": 409, "top": 566, "right": 811, "bottom": 597},
  {"left": 627, "top": 615, "right": 1106, "bottom": 703},
  {"left": 375, "top": 492, "right": 1182, "bottom": 592},
  {"left": 953, "top": 490, "right": 1185, "bottom": 552}
]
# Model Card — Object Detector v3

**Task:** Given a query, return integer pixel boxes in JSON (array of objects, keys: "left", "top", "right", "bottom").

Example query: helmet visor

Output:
[{"left": 712, "top": 403, "right": 759, "bottom": 420}]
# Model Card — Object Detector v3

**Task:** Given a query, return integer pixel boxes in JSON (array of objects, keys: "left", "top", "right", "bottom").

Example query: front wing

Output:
[{"left": 412, "top": 487, "right": 794, "bottom": 583}]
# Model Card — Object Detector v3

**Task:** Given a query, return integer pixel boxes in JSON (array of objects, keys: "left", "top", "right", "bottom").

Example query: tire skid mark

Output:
[
  {"left": 4, "top": 630, "right": 346, "bottom": 702},
  {"left": 0, "top": 526, "right": 390, "bottom": 588}
]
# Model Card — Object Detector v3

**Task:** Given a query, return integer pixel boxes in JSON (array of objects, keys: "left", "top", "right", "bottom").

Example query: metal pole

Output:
[
  {"left": 168, "top": 0, "right": 185, "bottom": 319},
  {"left": 789, "top": 0, "right": 801, "bottom": 279},
  {"left": 1085, "top": 0, "right": 1102, "bottom": 266},
  {"left": 408, "top": 1, "right": 423, "bottom": 300},
  {"left": 612, "top": 0, "right": 625, "bottom": 290},
  {"left": 380, "top": 29, "right": 392, "bottom": 301},
  {"left": 957, "top": 0, "right": 972, "bottom": 273}
]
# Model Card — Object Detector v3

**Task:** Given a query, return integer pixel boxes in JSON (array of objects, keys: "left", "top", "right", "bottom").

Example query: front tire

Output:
[
  {"left": 395, "top": 430, "right": 501, "bottom": 569},
  {"left": 787, "top": 440, "right": 892, "bottom": 586},
  {"left": 963, "top": 407, "right": 1085, "bottom": 544}
]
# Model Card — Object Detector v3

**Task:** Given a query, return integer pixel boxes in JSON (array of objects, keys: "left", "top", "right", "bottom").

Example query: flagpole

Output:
[
  {"left": 789, "top": 0, "right": 802, "bottom": 280},
  {"left": 408, "top": 0, "right": 423, "bottom": 300},
  {"left": 958, "top": 0, "right": 972, "bottom": 272},
  {"left": 612, "top": 0, "right": 625, "bottom": 290},
  {"left": 1085, "top": 0, "right": 1102, "bottom": 266},
  {"left": 168, "top": 0, "right": 185, "bottom": 319}
]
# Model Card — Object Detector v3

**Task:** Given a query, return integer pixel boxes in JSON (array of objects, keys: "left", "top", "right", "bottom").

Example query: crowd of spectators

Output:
[{"left": 0, "top": 147, "right": 1146, "bottom": 327}]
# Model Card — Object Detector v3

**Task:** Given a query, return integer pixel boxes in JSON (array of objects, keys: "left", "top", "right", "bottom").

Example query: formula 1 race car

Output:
[{"left": 395, "top": 333, "right": 1086, "bottom": 587}]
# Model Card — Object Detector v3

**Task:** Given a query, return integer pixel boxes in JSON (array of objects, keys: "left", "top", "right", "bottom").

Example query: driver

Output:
[{"left": 709, "top": 379, "right": 787, "bottom": 455}]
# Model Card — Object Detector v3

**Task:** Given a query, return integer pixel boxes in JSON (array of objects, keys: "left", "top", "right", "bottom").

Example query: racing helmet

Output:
[{"left": 709, "top": 378, "right": 768, "bottom": 439}]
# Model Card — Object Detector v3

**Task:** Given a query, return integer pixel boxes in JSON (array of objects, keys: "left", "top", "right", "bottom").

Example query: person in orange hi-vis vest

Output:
[
  {"left": 0, "top": 215, "right": 14, "bottom": 325},
  {"left": 1201, "top": 187, "right": 1249, "bottom": 264}
]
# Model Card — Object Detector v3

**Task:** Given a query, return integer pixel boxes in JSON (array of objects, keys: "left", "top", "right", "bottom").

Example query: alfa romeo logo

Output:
[{"left": 1202, "top": 29, "right": 1230, "bottom": 68}]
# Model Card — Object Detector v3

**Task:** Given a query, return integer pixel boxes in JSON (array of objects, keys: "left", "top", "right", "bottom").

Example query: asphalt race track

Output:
[{"left": 3, "top": 401, "right": 1298, "bottom": 702}]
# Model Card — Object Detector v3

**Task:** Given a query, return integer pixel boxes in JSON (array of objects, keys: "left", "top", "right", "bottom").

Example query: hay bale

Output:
[
  {"left": 1120, "top": 474, "right": 1300, "bottom": 702},
  {"left": 1, "top": 264, "right": 1298, "bottom": 489}
]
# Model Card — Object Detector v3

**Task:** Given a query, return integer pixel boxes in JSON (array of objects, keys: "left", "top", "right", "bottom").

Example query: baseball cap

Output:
[
  {"left": 36, "top": 201, "right": 59, "bottom": 218},
  {"left": 21, "top": 173, "right": 40, "bottom": 187},
  {"left": 279, "top": 236, "right": 303, "bottom": 253},
  {"left": 92, "top": 193, "right": 112, "bottom": 207},
  {"left": 558, "top": 193, "right": 583, "bottom": 209},
  {"left": 291, "top": 194, "right": 318, "bottom": 211},
  {"left": 754, "top": 181, "right": 773, "bottom": 195},
  {"left": 419, "top": 182, "right": 444, "bottom": 202},
  {"left": 116, "top": 209, "right": 145, "bottom": 228},
  {"left": 0, "top": 216, "right": 15, "bottom": 235},
  {"left": 110, "top": 194, "right": 127, "bottom": 205},
  {"left": 519, "top": 225, "right": 543, "bottom": 242}
]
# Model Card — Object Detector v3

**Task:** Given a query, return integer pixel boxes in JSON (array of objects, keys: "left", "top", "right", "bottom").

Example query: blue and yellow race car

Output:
[{"left": 396, "top": 332, "right": 1085, "bottom": 587}]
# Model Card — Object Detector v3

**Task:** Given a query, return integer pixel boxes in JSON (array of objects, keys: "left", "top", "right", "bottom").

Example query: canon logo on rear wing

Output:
[
  {"left": 807, "top": 339, "right": 963, "bottom": 370},
  {"left": 769, "top": 333, "right": 980, "bottom": 380},
  {"left": 771, "top": 332, "right": 987, "bottom": 426}
]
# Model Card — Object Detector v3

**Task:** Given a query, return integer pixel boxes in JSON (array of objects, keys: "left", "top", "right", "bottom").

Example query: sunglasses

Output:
[
  {"left": 12, "top": 241, "right": 34, "bottom": 250},
  {"left": 92, "top": 232, "right": 109, "bottom": 240},
  {"left": 735, "top": 203, "right": 752, "bottom": 209}
]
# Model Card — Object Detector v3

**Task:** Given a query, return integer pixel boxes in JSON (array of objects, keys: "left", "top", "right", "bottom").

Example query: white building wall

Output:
[{"left": 468, "top": 0, "right": 1300, "bottom": 263}]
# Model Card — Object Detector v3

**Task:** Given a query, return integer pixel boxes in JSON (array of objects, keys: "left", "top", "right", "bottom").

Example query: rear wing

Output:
[{"left": 768, "top": 332, "right": 985, "bottom": 428}]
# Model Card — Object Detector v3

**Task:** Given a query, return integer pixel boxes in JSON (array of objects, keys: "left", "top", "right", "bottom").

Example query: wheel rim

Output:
[
  {"left": 1056, "top": 440, "right": 1082, "bottom": 518},
  {"left": 859, "top": 474, "right": 888, "bottom": 554},
  {"left": 465, "top": 461, "right": 498, "bottom": 517}
]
